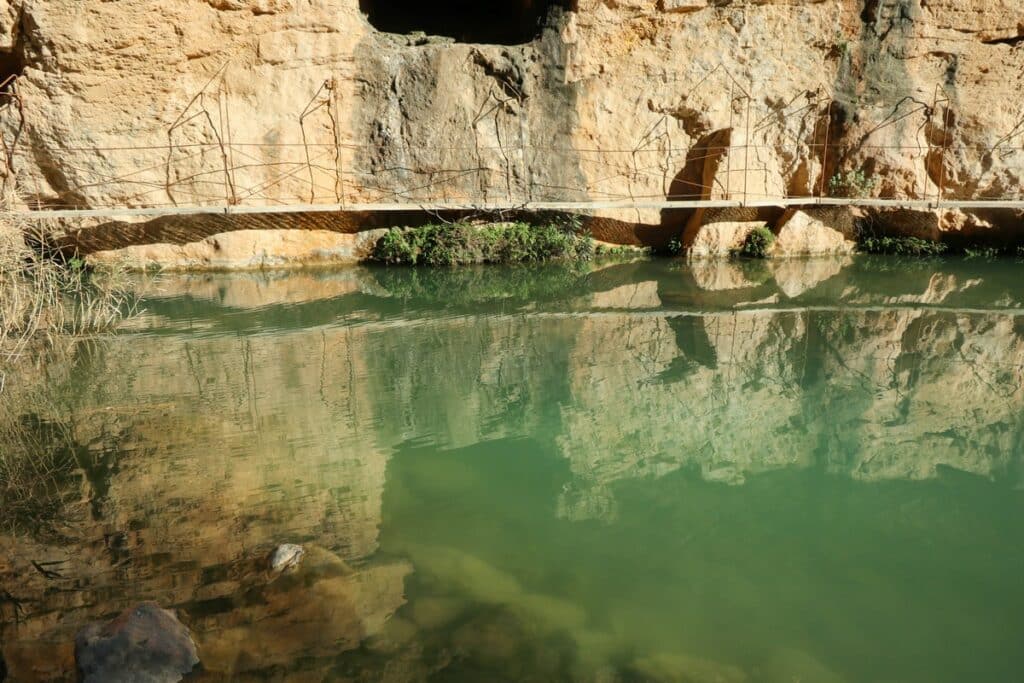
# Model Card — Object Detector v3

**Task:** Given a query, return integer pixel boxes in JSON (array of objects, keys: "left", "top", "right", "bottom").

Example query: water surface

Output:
[{"left": 2, "top": 257, "right": 1024, "bottom": 682}]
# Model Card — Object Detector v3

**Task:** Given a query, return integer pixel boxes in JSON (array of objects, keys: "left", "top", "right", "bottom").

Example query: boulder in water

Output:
[{"left": 75, "top": 602, "right": 199, "bottom": 683}]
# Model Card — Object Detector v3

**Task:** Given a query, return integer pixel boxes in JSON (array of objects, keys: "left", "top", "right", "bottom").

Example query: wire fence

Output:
[{"left": 0, "top": 64, "right": 1022, "bottom": 218}]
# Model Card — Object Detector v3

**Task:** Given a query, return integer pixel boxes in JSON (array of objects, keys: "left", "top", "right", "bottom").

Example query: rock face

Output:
[
  {"left": 0, "top": 0, "right": 1018, "bottom": 266},
  {"left": 687, "top": 221, "right": 761, "bottom": 259},
  {"left": 74, "top": 604, "right": 199, "bottom": 683},
  {"left": 771, "top": 210, "right": 856, "bottom": 257},
  {"left": 86, "top": 228, "right": 387, "bottom": 271}
]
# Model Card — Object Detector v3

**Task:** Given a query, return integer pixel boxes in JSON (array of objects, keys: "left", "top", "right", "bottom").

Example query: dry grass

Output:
[
  {"left": 0, "top": 346, "right": 86, "bottom": 537},
  {"left": 0, "top": 215, "right": 137, "bottom": 365},
  {"left": 0, "top": 211, "right": 138, "bottom": 536}
]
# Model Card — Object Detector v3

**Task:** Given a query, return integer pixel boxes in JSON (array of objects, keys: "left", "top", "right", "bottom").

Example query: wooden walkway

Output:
[{"left": 6, "top": 197, "right": 1024, "bottom": 221}]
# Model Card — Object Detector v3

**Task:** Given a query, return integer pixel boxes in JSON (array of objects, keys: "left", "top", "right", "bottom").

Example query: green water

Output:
[{"left": 2, "top": 258, "right": 1024, "bottom": 682}]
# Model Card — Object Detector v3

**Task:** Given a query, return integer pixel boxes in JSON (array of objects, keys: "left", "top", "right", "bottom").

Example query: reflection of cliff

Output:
[
  {"left": 4, "top": 260, "right": 1024, "bottom": 678},
  {"left": 558, "top": 306, "right": 1024, "bottom": 519},
  {"left": 558, "top": 311, "right": 811, "bottom": 511},
  {"left": 0, "top": 325, "right": 407, "bottom": 681}
]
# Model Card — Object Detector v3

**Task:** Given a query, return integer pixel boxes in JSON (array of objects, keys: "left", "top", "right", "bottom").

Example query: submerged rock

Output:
[
  {"left": 74, "top": 603, "right": 199, "bottom": 683},
  {"left": 630, "top": 651, "right": 747, "bottom": 683},
  {"left": 268, "top": 543, "right": 305, "bottom": 573},
  {"left": 759, "top": 648, "right": 845, "bottom": 683},
  {"left": 410, "top": 595, "right": 466, "bottom": 630}
]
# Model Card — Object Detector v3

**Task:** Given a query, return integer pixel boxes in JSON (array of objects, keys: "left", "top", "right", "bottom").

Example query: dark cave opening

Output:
[
  {"left": 360, "top": 0, "right": 576, "bottom": 45},
  {"left": 0, "top": 48, "right": 24, "bottom": 91}
]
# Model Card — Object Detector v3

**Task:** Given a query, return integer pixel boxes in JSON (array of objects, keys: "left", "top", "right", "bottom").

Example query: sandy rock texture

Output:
[
  {"left": 0, "top": 0, "right": 1019, "bottom": 265},
  {"left": 86, "top": 227, "right": 386, "bottom": 270}
]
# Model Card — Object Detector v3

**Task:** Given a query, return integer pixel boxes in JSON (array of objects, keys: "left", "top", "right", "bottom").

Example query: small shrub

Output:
[
  {"left": 372, "top": 221, "right": 593, "bottom": 266},
  {"left": 858, "top": 235, "right": 947, "bottom": 257},
  {"left": 371, "top": 227, "right": 426, "bottom": 265},
  {"left": 650, "top": 237, "right": 683, "bottom": 258},
  {"left": 594, "top": 244, "right": 649, "bottom": 258},
  {"left": 828, "top": 169, "right": 879, "bottom": 198},
  {"left": 734, "top": 226, "right": 775, "bottom": 259}
]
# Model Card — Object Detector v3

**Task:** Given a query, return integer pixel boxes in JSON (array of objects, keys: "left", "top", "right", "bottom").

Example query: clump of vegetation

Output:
[
  {"left": 1, "top": 219, "right": 137, "bottom": 363},
  {"left": 0, "top": 366, "right": 86, "bottom": 538},
  {"left": 733, "top": 225, "right": 775, "bottom": 259},
  {"left": 963, "top": 246, "right": 1001, "bottom": 260},
  {"left": 828, "top": 169, "right": 879, "bottom": 198},
  {"left": 858, "top": 235, "right": 947, "bottom": 257},
  {"left": 1, "top": 215, "right": 138, "bottom": 538},
  {"left": 372, "top": 221, "right": 593, "bottom": 266},
  {"left": 653, "top": 237, "right": 683, "bottom": 257},
  {"left": 594, "top": 243, "right": 650, "bottom": 259}
]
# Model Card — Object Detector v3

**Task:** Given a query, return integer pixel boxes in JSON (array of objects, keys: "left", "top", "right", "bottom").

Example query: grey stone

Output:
[
  {"left": 75, "top": 603, "right": 199, "bottom": 683},
  {"left": 269, "top": 543, "right": 305, "bottom": 573}
]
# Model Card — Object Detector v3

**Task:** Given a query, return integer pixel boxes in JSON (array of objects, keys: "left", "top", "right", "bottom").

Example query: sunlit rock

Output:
[
  {"left": 660, "top": 0, "right": 708, "bottom": 13},
  {"left": 771, "top": 210, "right": 855, "bottom": 258},
  {"left": 86, "top": 230, "right": 387, "bottom": 271},
  {"left": 269, "top": 543, "right": 305, "bottom": 573},
  {"left": 687, "top": 222, "right": 762, "bottom": 259}
]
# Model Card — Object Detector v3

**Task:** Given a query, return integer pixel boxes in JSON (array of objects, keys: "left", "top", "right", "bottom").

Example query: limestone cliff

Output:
[{"left": 0, "top": 0, "right": 1019, "bottom": 265}]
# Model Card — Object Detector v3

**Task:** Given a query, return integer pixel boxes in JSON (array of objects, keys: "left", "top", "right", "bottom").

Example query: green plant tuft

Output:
[
  {"left": 828, "top": 169, "right": 879, "bottom": 198},
  {"left": 372, "top": 222, "right": 593, "bottom": 266},
  {"left": 858, "top": 235, "right": 947, "bottom": 257},
  {"left": 2, "top": 220, "right": 138, "bottom": 363},
  {"left": 733, "top": 225, "right": 775, "bottom": 259},
  {"left": 594, "top": 243, "right": 650, "bottom": 259}
]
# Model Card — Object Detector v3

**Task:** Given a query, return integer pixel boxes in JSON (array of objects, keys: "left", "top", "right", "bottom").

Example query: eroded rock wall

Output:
[{"left": 0, "top": 0, "right": 1020, "bottom": 261}]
